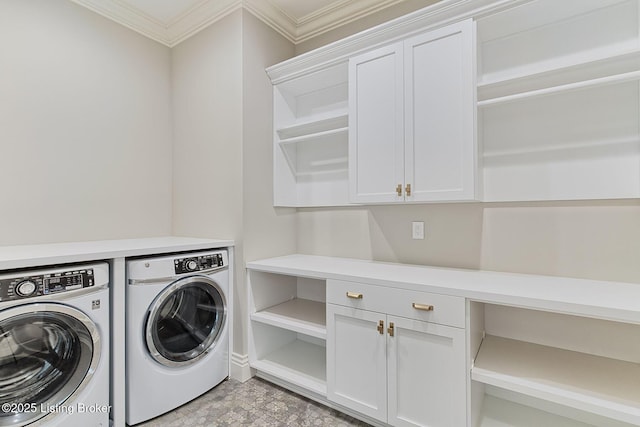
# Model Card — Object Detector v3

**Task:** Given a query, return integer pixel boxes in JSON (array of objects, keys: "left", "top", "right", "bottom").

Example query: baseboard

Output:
[{"left": 230, "top": 352, "right": 253, "bottom": 382}]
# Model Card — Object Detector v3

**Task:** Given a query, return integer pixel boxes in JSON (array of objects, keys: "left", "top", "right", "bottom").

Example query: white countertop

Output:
[
  {"left": 247, "top": 254, "right": 640, "bottom": 324},
  {"left": 0, "top": 236, "right": 234, "bottom": 270}
]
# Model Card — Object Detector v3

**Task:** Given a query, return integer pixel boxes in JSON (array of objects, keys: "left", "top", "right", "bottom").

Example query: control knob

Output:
[
  {"left": 186, "top": 260, "right": 198, "bottom": 271},
  {"left": 16, "top": 280, "right": 37, "bottom": 297}
]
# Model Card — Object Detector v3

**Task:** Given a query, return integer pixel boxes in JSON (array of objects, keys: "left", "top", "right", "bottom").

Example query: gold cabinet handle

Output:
[
  {"left": 346, "top": 291, "right": 363, "bottom": 299},
  {"left": 377, "top": 320, "right": 384, "bottom": 335},
  {"left": 387, "top": 322, "right": 394, "bottom": 337},
  {"left": 405, "top": 183, "right": 411, "bottom": 197},
  {"left": 396, "top": 184, "right": 402, "bottom": 196},
  {"left": 412, "top": 303, "right": 434, "bottom": 311}
]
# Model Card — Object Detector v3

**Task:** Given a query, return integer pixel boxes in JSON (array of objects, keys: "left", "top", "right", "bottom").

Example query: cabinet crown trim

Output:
[{"left": 266, "top": 0, "right": 528, "bottom": 84}]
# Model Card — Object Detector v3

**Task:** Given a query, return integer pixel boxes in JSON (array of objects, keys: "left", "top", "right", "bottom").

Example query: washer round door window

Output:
[
  {"left": 146, "top": 276, "right": 226, "bottom": 367},
  {"left": 0, "top": 304, "right": 100, "bottom": 427}
]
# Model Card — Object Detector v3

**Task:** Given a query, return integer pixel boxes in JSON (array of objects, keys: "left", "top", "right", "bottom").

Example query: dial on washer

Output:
[{"left": 16, "top": 280, "right": 37, "bottom": 297}]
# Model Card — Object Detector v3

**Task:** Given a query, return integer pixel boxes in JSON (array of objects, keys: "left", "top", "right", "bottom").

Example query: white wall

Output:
[
  {"left": 0, "top": 0, "right": 173, "bottom": 245},
  {"left": 241, "top": 11, "right": 297, "bottom": 353},
  {"left": 171, "top": 10, "right": 297, "bottom": 357},
  {"left": 297, "top": 201, "right": 640, "bottom": 283},
  {"left": 171, "top": 11, "right": 243, "bottom": 243}
]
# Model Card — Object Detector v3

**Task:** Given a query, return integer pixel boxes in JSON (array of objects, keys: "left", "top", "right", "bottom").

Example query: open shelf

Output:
[
  {"left": 253, "top": 339, "right": 327, "bottom": 395},
  {"left": 478, "top": 70, "right": 640, "bottom": 107},
  {"left": 472, "top": 335, "right": 640, "bottom": 425},
  {"left": 477, "top": 0, "right": 639, "bottom": 85},
  {"left": 251, "top": 298, "right": 326, "bottom": 339},
  {"left": 478, "top": 48, "right": 640, "bottom": 101},
  {"left": 477, "top": 394, "right": 597, "bottom": 427},
  {"left": 272, "top": 61, "right": 351, "bottom": 207},
  {"left": 480, "top": 77, "right": 640, "bottom": 202},
  {"left": 277, "top": 113, "right": 348, "bottom": 142}
]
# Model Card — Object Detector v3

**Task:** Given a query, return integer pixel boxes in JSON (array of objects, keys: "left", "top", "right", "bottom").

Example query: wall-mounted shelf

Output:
[
  {"left": 478, "top": 69, "right": 640, "bottom": 107},
  {"left": 276, "top": 113, "right": 348, "bottom": 142},
  {"left": 477, "top": 48, "right": 640, "bottom": 101},
  {"left": 272, "top": 62, "right": 351, "bottom": 207},
  {"left": 477, "top": 0, "right": 640, "bottom": 202}
]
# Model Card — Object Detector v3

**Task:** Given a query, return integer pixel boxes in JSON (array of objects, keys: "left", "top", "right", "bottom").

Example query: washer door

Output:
[
  {"left": 145, "top": 276, "right": 226, "bottom": 367},
  {"left": 0, "top": 303, "right": 100, "bottom": 427}
]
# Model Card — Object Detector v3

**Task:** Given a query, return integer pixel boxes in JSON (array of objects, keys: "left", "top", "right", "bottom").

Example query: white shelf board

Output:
[
  {"left": 482, "top": 136, "right": 640, "bottom": 159},
  {"left": 279, "top": 127, "right": 348, "bottom": 146},
  {"left": 276, "top": 113, "right": 348, "bottom": 140},
  {"left": 478, "top": 394, "right": 595, "bottom": 427},
  {"left": 478, "top": 48, "right": 640, "bottom": 100},
  {"left": 478, "top": 70, "right": 640, "bottom": 107},
  {"left": 478, "top": 44, "right": 640, "bottom": 87},
  {"left": 472, "top": 335, "right": 640, "bottom": 425},
  {"left": 253, "top": 339, "right": 327, "bottom": 396},
  {"left": 251, "top": 298, "right": 326, "bottom": 339}
]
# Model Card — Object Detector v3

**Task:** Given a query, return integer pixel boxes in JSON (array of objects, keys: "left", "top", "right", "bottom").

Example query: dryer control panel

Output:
[
  {"left": 174, "top": 253, "right": 224, "bottom": 275},
  {"left": 0, "top": 268, "right": 95, "bottom": 301}
]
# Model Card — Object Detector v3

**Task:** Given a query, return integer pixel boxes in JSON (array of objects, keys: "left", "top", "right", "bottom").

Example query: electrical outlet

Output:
[{"left": 412, "top": 221, "right": 425, "bottom": 240}]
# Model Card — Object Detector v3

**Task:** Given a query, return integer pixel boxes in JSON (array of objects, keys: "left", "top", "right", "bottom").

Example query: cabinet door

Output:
[
  {"left": 327, "top": 304, "right": 387, "bottom": 422},
  {"left": 349, "top": 42, "right": 404, "bottom": 203},
  {"left": 404, "top": 19, "right": 476, "bottom": 202},
  {"left": 387, "top": 316, "right": 466, "bottom": 427}
]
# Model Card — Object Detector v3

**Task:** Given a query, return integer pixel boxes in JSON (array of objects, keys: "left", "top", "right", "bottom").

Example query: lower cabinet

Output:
[{"left": 326, "top": 280, "right": 466, "bottom": 427}]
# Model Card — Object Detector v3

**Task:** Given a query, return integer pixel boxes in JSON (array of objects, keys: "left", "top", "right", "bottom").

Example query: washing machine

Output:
[
  {"left": 0, "top": 262, "right": 110, "bottom": 427},
  {"left": 126, "top": 249, "right": 230, "bottom": 425}
]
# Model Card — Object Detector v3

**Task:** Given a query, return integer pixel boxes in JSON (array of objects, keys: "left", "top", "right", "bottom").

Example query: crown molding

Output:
[
  {"left": 71, "top": 0, "right": 242, "bottom": 47},
  {"left": 71, "top": 0, "right": 423, "bottom": 47},
  {"left": 242, "top": 0, "right": 297, "bottom": 44},
  {"left": 266, "top": 0, "right": 528, "bottom": 84}
]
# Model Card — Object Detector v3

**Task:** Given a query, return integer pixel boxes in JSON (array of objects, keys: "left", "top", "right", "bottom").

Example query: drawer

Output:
[{"left": 327, "top": 279, "right": 465, "bottom": 328}]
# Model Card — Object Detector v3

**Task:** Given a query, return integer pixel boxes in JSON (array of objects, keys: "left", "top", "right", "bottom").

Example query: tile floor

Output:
[{"left": 138, "top": 377, "right": 372, "bottom": 426}]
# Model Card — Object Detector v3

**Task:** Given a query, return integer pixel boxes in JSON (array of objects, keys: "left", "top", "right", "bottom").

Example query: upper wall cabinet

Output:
[
  {"left": 477, "top": 0, "right": 640, "bottom": 202},
  {"left": 349, "top": 19, "right": 477, "bottom": 203},
  {"left": 272, "top": 63, "right": 350, "bottom": 207}
]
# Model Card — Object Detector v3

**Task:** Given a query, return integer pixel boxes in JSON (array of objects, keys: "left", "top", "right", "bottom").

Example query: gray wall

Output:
[
  {"left": 297, "top": 201, "right": 640, "bottom": 283},
  {"left": 171, "top": 10, "right": 297, "bottom": 355},
  {"left": 0, "top": 0, "right": 173, "bottom": 245}
]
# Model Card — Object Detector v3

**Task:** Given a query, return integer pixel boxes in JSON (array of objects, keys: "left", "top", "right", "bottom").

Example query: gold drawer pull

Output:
[
  {"left": 387, "top": 322, "right": 394, "bottom": 337},
  {"left": 412, "top": 303, "right": 434, "bottom": 311},
  {"left": 346, "top": 292, "right": 363, "bottom": 299},
  {"left": 396, "top": 184, "right": 402, "bottom": 196},
  {"left": 377, "top": 320, "right": 384, "bottom": 334}
]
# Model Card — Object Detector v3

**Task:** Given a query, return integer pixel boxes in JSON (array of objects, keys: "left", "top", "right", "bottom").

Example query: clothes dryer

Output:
[
  {"left": 0, "top": 263, "right": 110, "bottom": 427},
  {"left": 126, "top": 249, "right": 230, "bottom": 425}
]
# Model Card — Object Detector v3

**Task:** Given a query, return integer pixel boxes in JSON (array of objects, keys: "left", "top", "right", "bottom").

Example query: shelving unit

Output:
[
  {"left": 250, "top": 298, "right": 326, "bottom": 339},
  {"left": 270, "top": 62, "right": 351, "bottom": 207},
  {"left": 477, "top": 0, "right": 640, "bottom": 202},
  {"left": 247, "top": 270, "right": 328, "bottom": 397},
  {"left": 470, "top": 303, "right": 640, "bottom": 427},
  {"left": 473, "top": 335, "right": 640, "bottom": 425}
]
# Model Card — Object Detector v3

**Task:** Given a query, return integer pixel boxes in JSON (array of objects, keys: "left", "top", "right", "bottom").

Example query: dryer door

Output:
[
  {"left": 0, "top": 303, "right": 100, "bottom": 427},
  {"left": 145, "top": 276, "right": 226, "bottom": 367}
]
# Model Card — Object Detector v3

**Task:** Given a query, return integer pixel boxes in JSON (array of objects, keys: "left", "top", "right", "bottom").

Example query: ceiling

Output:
[{"left": 70, "top": 0, "right": 408, "bottom": 47}]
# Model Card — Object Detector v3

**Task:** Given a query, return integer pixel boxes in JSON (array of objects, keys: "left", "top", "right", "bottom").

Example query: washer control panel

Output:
[
  {"left": 174, "top": 253, "right": 224, "bottom": 274},
  {"left": 0, "top": 268, "right": 95, "bottom": 302}
]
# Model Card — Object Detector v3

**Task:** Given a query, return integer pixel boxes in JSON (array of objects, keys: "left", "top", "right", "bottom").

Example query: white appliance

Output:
[
  {"left": 0, "top": 263, "right": 110, "bottom": 427},
  {"left": 126, "top": 249, "right": 230, "bottom": 425}
]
